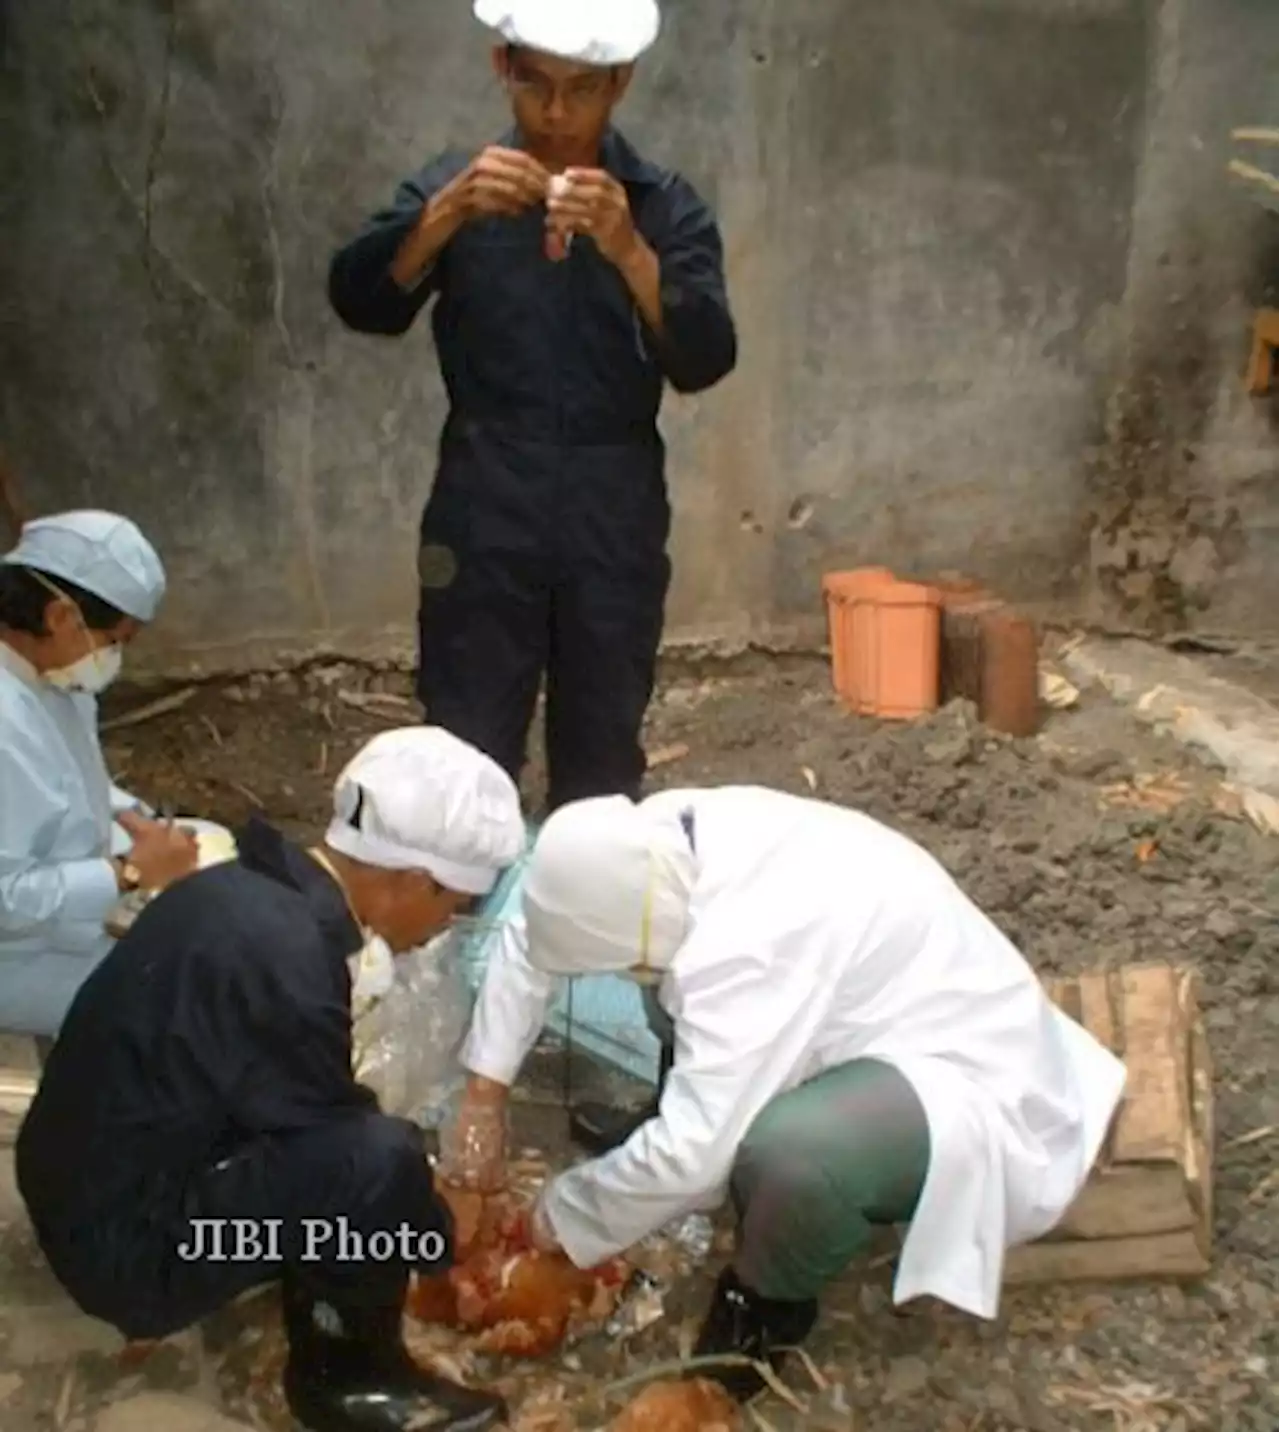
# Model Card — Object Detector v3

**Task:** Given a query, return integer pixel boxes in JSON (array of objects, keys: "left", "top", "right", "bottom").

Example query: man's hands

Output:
[
  {"left": 437, "top": 1074, "right": 510, "bottom": 1192},
  {"left": 453, "top": 146, "right": 551, "bottom": 219},
  {"left": 392, "top": 146, "right": 549, "bottom": 289},
  {"left": 428, "top": 149, "right": 642, "bottom": 270},
  {"left": 115, "top": 810, "right": 198, "bottom": 892},
  {"left": 545, "top": 168, "right": 641, "bottom": 269}
]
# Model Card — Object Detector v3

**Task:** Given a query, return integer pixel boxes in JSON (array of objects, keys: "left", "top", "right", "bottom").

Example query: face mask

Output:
[
  {"left": 349, "top": 933, "right": 397, "bottom": 1006},
  {"left": 45, "top": 642, "right": 123, "bottom": 695}
]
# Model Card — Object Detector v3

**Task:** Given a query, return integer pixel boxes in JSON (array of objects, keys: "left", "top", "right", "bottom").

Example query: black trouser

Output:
[
  {"left": 36, "top": 1112, "right": 451, "bottom": 1341},
  {"left": 416, "top": 428, "right": 672, "bottom": 812}
]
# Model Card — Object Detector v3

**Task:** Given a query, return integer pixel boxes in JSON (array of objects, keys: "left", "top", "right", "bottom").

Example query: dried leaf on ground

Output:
[
  {"left": 1212, "top": 782, "right": 1247, "bottom": 818},
  {"left": 1039, "top": 667, "right": 1080, "bottom": 709},
  {"left": 1242, "top": 789, "right": 1280, "bottom": 835},
  {"left": 1213, "top": 783, "right": 1280, "bottom": 835},
  {"left": 1100, "top": 772, "right": 1193, "bottom": 814},
  {"left": 646, "top": 743, "right": 690, "bottom": 770},
  {"left": 1046, "top": 1377, "right": 1207, "bottom": 1431}
]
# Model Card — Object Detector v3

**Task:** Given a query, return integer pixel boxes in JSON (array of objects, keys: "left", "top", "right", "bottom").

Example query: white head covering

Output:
[
  {"left": 474, "top": 0, "right": 661, "bottom": 66},
  {"left": 522, "top": 795, "right": 696, "bottom": 978},
  {"left": 1, "top": 510, "right": 166, "bottom": 622},
  {"left": 325, "top": 727, "right": 525, "bottom": 896}
]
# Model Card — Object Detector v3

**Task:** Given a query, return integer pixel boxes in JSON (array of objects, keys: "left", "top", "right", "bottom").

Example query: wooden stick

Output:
[
  {"left": 645, "top": 742, "right": 690, "bottom": 770},
  {"left": 100, "top": 686, "right": 198, "bottom": 732},
  {"left": 337, "top": 689, "right": 411, "bottom": 712},
  {"left": 1227, "top": 158, "right": 1279, "bottom": 194},
  {"left": 0, "top": 1070, "right": 39, "bottom": 1102},
  {"left": 1232, "top": 127, "right": 1279, "bottom": 144},
  {"left": 0, "top": 1070, "right": 38, "bottom": 1144}
]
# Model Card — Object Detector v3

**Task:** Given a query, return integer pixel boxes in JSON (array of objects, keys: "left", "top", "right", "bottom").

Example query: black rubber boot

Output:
[
  {"left": 281, "top": 1279, "right": 507, "bottom": 1432},
  {"left": 690, "top": 1266, "right": 819, "bottom": 1403},
  {"left": 569, "top": 1042, "right": 674, "bottom": 1156}
]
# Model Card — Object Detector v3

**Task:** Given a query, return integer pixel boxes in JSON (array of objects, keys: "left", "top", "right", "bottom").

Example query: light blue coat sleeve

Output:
[
  {"left": 109, "top": 783, "right": 146, "bottom": 816},
  {"left": 0, "top": 727, "right": 120, "bottom": 950},
  {"left": 108, "top": 783, "right": 152, "bottom": 855}
]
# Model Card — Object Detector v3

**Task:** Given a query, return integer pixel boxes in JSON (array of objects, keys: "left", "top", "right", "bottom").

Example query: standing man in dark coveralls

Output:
[
  {"left": 328, "top": 0, "right": 737, "bottom": 817},
  {"left": 16, "top": 727, "right": 525, "bottom": 1432}
]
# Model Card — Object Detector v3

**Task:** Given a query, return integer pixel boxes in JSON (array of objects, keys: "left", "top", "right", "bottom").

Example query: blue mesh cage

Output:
[{"left": 454, "top": 823, "right": 662, "bottom": 1088}]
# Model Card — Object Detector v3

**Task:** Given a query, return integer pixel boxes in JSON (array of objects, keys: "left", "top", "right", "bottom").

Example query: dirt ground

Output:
[{"left": 0, "top": 654, "right": 1276, "bottom": 1431}]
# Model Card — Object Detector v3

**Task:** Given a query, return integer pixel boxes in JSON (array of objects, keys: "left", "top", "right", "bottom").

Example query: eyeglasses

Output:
[{"left": 506, "top": 67, "right": 614, "bottom": 112}]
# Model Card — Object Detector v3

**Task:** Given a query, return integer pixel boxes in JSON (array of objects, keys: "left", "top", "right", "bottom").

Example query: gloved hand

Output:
[{"left": 436, "top": 1075, "right": 509, "bottom": 1192}]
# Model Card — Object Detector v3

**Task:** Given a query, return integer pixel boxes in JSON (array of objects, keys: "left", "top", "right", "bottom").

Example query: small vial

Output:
[{"left": 545, "top": 173, "right": 572, "bottom": 262}]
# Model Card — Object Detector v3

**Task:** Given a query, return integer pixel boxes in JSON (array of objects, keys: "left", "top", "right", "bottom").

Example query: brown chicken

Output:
[
  {"left": 405, "top": 1183, "right": 628, "bottom": 1357},
  {"left": 606, "top": 1378, "right": 742, "bottom": 1432}
]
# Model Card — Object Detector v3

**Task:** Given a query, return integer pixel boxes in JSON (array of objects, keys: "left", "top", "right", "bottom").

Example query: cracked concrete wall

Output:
[
  {"left": 1083, "top": 0, "right": 1278, "bottom": 636},
  {"left": 0, "top": 0, "right": 1274, "bottom": 675}
]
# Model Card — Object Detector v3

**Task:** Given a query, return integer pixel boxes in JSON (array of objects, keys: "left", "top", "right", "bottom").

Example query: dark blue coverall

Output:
[
  {"left": 15, "top": 817, "right": 451, "bottom": 1340},
  {"left": 327, "top": 128, "right": 737, "bottom": 810}
]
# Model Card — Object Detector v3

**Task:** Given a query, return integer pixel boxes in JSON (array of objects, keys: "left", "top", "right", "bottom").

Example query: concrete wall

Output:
[
  {"left": 1082, "top": 0, "right": 1278, "bottom": 635},
  {"left": 0, "top": 0, "right": 1274, "bottom": 675}
]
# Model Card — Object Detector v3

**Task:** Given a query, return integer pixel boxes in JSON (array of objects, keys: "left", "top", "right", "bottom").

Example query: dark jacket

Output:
[
  {"left": 16, "top": 818, "right": 369, "bottom": 1234},
  {"left": 327, "top": 128, "right": 737, "bottom": 572}
]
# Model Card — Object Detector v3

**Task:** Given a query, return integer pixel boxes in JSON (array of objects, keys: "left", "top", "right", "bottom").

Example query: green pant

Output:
[{"left": 729, "top": 1058, "right": 931, "bottom": 1302}]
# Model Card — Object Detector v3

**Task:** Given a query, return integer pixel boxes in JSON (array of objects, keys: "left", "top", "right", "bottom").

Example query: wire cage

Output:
[{"left": 452, "top": 825, "right": 664, "bottom": 1088}]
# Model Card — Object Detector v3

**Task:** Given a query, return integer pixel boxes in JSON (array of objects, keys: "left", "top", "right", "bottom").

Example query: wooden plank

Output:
[
  {"left": 1043, "top": 1164, "right": 1194, "bottom": 1242},
  {"left": 1004, "top": 1226, "right": 1209, "bottom": 1286},
  {"left": 1003, "top": 961, "right": 1217, "bottom": 1281},
  {"left": 1077, "top": 969, "right": 1121, "bottom": 1055},
  {"left": 1076, "top": 969, "right": 1125, "bottom": 1171},
  {"left": 1054, "top": 974, "right": 1083, "bottom": 1030},
  {"left": 0, "top": 1069, "right": 37, "bottom": 1147},
  {"left": 1181, "top": 968, "right": 1214, "bottom": 1251},
  {"left": 1111, "top": 964, "right": 1187, "bottom": 1165}
]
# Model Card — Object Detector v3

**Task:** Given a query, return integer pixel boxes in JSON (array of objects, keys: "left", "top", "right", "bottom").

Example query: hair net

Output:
[
  {"left": 325, "top": 727, "right": 526, "bottom": 895},
  {"left": 522, "top": 794, "right": 696, "bottom": 978},
  {"left": 473, "top": 0, "right": 661, "bottom": 65},
  {"left": 2, "top": 510, "right": 166, "bottom": 622}
]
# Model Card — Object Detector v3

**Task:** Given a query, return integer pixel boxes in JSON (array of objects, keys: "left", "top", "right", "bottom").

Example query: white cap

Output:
[
  {"left": 523, "top": 795, "right": 695, "bottom": 977},
  {"left": 474, "top": 0, "right": 661, "bottom": 66},
  {"left": 1, "top": 510, "right": 166, "bottom": 622},
  {"left": 325, "top": 727, "right": 525, "bottom": 896}
]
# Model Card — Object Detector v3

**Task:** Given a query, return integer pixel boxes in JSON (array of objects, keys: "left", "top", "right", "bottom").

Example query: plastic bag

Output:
[
  {"left": 352, "top": 930, "right": 476, "bottom": 1127},
  {"left": 350, "top": 825, "right": 536, "bottom": 1129}
]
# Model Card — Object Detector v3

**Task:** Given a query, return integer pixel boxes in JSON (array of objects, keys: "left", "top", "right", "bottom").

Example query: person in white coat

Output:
[
  {"left": 445, "top": 785, "right": 1128, "bottom": 1400},
  {"left": 0, "top": 511, "right": 198, "bottom": 1043}
]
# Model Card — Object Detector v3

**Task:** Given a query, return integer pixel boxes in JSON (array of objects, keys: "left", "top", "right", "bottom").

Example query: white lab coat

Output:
[
  {"left": 460, "top": 786, "right": 1126, "bottom": 1320},
  {"left": 0, "top": 643, "right": 147, "bottom": 1035}
]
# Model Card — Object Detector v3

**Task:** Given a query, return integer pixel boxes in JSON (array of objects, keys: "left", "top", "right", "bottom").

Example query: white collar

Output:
[{"left": 0, "top": 639, "right": 40, "bottom": 688}]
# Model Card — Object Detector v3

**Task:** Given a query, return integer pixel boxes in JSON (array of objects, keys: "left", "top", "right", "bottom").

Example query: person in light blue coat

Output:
[{"left": 0, "top": 511, "right": 199, "bottom": 1043}]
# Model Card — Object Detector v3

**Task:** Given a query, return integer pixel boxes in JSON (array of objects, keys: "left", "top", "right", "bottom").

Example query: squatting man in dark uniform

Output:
[
  {"left": 328, "top": 0, "right": 737, "bottom": 821},
  {"left": 16, "top": 727, "right": 526, "bottom": 1432}
]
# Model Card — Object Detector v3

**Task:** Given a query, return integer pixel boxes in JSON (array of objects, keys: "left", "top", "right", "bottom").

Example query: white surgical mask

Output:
[
  {"left": 349, "top": 933, "right": 397, "bottom": 1008},
  {"left": 45, "top": 642, "right": 123, "bottom": 695}
]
